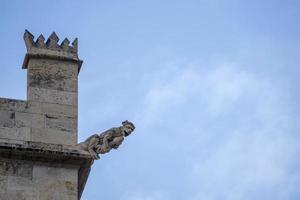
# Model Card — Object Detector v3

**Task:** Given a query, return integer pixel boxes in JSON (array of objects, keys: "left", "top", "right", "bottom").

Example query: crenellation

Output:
[
  {"left": 36, "top": 34, "right": 46, "bottom": 48},
  {"left": 61, "top": 38, "right": 70, "bottom": 50},
  {"left": 46, "top": 32, "right": 60, "bottom": 49},
  {"left": 23, "top": 30, "right": 34, "bottom": 51},
  {"left": 71, "top": 38, "right": 78, "bottom": 53},
  {"left": 24, "top": 30, "right": 78, "bottom": 55}
]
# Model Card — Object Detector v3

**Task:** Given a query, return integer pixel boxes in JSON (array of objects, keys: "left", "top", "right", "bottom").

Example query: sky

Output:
[{"left": 1, "top": 0, "right": 300, "bottom": 199}]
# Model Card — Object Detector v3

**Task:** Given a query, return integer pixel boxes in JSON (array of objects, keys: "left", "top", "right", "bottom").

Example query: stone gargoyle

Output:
[{"left": 76, "top": 120, "right": 135, "bottom": 159}]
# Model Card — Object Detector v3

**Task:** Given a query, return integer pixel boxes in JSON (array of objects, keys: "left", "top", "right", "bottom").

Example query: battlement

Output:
[{"left": 23, "top": 30, "right": 82, "bottom": 72}]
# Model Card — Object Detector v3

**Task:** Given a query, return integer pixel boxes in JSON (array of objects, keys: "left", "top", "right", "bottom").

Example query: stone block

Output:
[
  {"left": 63, "top": 180, "right": 77, "bottom": 196},
  {"left": 2, "top": 190, "right": 37, "bottom": 200},
  {"left": 35, "top": 183, "right": 77, "bottom": 200},
  {"left": 33, "top": 165, "right": 77, "bottom": 182},
  {"left": 28, "top": 69, "right": 77, "bottom": 92},
  {"left": 0, "top": 176, "right": 8, "bottom": 193},
  {"left": 31, "top": 128, "right": 77, "bottom": 145},
  {"left": 0, "top": 138, "right": 25, "bottom": 145},
  {"left": 15, "top": 112, "right": 44, "bottom": 129},
  {"left": 0, "top": 98, "right": 42, "bottom": 114},
  {"left": 42, "top": 103, "right": 77, "bottom": 118},
  {"left": 45, "top": 114, "right": 76, "bottom": 132},
  {"left": 27, "top": 59, "right": 78, "bottom": 79},
  {"left": 6, "top": 99, "right": 29, "bottom": 112},
  {"left": 34, "top": 179, "right": 77, "bottom": 199},
  {"left": 28, "top": 87, "right": 77, "bottom": 106},
  {"left": 0, "top": 110, "right": 15, "bottom": 128},
  {"left": 0, "top": 126, "right": 31, "bottom": 141},
  {"left": 0, "top": 159, "right": 33, "bottom": 178},
  {"left": 0, "top": 98, "right": 9, "bottom": 110},
  {"left": 8, "top": 176, "right": 33, "bottom": 190}
]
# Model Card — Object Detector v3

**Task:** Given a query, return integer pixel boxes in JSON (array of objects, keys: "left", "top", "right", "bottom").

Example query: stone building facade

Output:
[{"left": 0, "top": 30, "right": 92, "bottom": 200}]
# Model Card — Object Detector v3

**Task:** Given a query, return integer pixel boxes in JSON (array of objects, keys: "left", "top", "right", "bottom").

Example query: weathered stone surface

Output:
[
  {"left": 23, "top": 30, "right": 82, "bottom": 73},
  {"left": 0, "top": 127, "right": 31, "bottom": 141},
  {"left": 0, "top": 110, "right": 15, "bottom": 128},
  {"left": 28, "top": 59, "right": 78, "bottom": 79},
  {"left": 24, "top": 30, "right": 80, "bottom": 58},
  {"left": 29, "top": 73, "right": 77, "bottom": 92},
  {"left": 0, "top": 30, "right": 91, "bottom": 200},
  {"left": 33, "top": 165, "right": 78, "bottom": 182},
  {"left": 0, "top": 98, "right": 42, "bottom": 114},
  {"left": 45, "top": 114, "right": 76, "bottom": 132},
  {"left": 42, "top": 103, "right": 77, "bottom": 118},
  {"left": 34, "top": 179, "right": 77, "bottom": 200},
  {"left": 0, "top": 159, "right": 33, "bottom": 178},
  {"left": 1, "top": 190, "right": 37, "bottom": 200},
  {"left": 28, "top": 67, "right": 77, "bottom": 92},
  {"left": 0, "top": 176, "right": 8, "bottom": 193},
  {"left": 0, "top": 140, "right": 90, "bottom": 158},
  {"left": 0, "top": 166, "right": 78, "bottom": 200},
  {"left": 15, "top": 112, "right": 44, "bottom": 129},
  {"left": 0, "top": 138, "right": 25, "bottom": 145},
  {"left": 0, "top": 99, "right": 77, "bottom": 145},
  {"left": 8, "top": 176, "right": 33, "bottom": 190},
  {"left": 0, "top": 99, "right": 9, "bottom": 110},
  {"left": 28, "top": 87, "right": 77, "bottom": 106},
  {"left": 31, "top": 128, "right": 76, "bottom": 145},
  {"left": 0, "top": 140, "right": 92, "bottom": 200}
]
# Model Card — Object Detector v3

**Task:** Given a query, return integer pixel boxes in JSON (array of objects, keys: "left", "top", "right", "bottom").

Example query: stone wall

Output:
[
  {"left": 0, "top": 30, "right": 91, "bottom": 200},
  {"left": 0, "top": 30, "right": 81, "bottom": 146},
  {"left": 0, "top": 98, "right": 77, "bottom": 145},
  {"left": 27, "top": 59, "right": 78, "bottom": 106},
  {"left": 0, "top": 158, "right": 78, "bottom": 200}
]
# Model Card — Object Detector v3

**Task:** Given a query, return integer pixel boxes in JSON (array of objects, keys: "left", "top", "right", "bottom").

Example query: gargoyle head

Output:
[{"left": 121, "top": 120, "right": 135, "bottom": 137}]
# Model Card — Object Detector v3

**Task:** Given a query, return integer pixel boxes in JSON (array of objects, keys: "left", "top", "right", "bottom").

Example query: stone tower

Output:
[{"left": 0, "top": 30, "right": 92, "bottom": 199}]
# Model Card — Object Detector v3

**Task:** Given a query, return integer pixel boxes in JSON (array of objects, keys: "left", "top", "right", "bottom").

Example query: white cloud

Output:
[
  {"left": 141, "top": 66, "right": 201, "bottom": 124},
  {"left": 137, "top": 61, "right": 299, "bottom": 199},
  {"left": 192, "top": 128, "right": 298, "bottom": 200}
]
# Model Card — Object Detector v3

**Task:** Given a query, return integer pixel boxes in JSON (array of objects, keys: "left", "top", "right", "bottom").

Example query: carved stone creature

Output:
[{"left": 77, "top": 121, "right": 135, "bottom": 159}]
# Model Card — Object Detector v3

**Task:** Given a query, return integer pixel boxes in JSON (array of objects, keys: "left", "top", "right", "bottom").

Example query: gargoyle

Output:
[{"left": 77, "top": 120, "right": 135, "bottom": 159}]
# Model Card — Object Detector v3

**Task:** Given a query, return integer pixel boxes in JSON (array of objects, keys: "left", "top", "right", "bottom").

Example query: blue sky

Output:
[{"left": 1, "top": 1, "right": 300, "bottom": 199}]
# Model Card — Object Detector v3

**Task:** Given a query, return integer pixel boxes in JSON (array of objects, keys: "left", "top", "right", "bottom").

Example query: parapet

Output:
[{"left": 22, "top": 30, "right": 83, "bottom": 72}]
